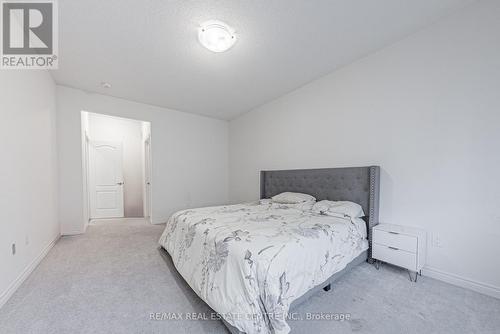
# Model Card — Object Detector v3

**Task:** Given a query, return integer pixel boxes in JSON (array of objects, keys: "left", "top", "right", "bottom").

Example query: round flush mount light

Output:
[
  {"left": 100, "top": 81, "right": 112, "bottom": 89},
  {"left": 198, "top": 20, "right": 237, "bottom": 53}
]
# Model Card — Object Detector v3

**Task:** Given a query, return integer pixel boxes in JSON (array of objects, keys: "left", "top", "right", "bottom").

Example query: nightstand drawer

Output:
[
  {"left": 373, "top": 229, "right": 417, "bottom": 253},
  {"left": 372, "top": 243, "right": 417, "bottom": 271}
]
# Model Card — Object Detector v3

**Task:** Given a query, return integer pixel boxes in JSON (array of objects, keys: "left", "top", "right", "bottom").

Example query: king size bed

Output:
[{"left": 158, "top": 166, "right": 380, "bottom": 334}]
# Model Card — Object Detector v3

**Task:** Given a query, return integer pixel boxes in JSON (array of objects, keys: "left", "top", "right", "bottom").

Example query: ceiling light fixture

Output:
[
  {"left": 101, "top": 82, "right": 112, "bottom": 88},
  {"left": 198, "top": 20, "right": 237, "bottom": 53}
]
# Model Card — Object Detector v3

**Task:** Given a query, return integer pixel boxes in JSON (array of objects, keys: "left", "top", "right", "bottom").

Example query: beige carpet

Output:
[{"left": 1, "top": 218, "right": 499, "bottom": 334}]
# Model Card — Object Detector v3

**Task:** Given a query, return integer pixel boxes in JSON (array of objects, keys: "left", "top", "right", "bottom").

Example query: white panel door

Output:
[{"left": 89, "top": 141, "right": 124, "bottom": 219}]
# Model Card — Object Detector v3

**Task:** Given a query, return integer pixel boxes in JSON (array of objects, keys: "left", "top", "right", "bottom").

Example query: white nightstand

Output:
[{"left": 372, "top": 224, "right": 426, "bottom": 282}]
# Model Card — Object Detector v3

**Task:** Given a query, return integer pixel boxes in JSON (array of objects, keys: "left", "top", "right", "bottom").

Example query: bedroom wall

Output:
[
  {"left": 57, "top": 86, "right": 228, "bottom": 234},
  {"left": 229, "top": 0, "right": 500, "bottom": 297},
  {"left": 87, "top": 113, "right": 145, "bottom": 217},
  {"left": 0, "top": 71, "right": 59, "bottom": 307}
]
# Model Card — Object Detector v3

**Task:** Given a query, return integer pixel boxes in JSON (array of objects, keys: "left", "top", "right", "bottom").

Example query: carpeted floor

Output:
[{"left": 1, "top": 218, "right": 499, "bottom": 334}]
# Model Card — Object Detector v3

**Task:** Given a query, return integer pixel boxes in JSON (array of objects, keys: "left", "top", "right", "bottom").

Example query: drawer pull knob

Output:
[
  {"left": 388, "top": 246, "right": 399, "bottom": 250},
  {"left": 388, "top": 231, "right": 399, "bottom": 234}
]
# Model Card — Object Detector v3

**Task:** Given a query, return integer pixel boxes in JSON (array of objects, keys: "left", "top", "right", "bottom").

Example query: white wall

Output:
[
  {"left": 0, "top": 71, "right": 59, "bottom": 306},
  {"left": 229, "top": 0, "right": 500, "bottom": 296},
  {"left": 87, "top": 113, "right": 145, "bottom": 217},
  {"left": 57, "top": 86, "right": 228, "bottom": 234}
]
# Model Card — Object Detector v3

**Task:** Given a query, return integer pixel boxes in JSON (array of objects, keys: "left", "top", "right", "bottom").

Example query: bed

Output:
[{"left": 158, "top": 166, "right": 380, "bottom": 334}]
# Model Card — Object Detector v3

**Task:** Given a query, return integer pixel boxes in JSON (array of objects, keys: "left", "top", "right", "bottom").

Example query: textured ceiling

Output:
[{"left": 52, "top": 0, "right": 475, "bottom": 120}]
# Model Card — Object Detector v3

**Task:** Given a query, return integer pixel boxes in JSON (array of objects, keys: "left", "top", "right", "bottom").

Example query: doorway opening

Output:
[{"left": 81, "top": 111, "right": 152, "bottom": 226}]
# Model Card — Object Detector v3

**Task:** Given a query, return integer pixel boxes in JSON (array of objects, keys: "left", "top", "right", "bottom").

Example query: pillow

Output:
[
  {"left": 259, "top": 198, "right": 272, "bottom": 205},
  {"left": 270, "top": 201, "right": 315, "bottom": 212},
  {"left": 312, "top": 200, "right": 364, "bottom": 219},
  {"left": 271, "top": 192, "right": 316, "bottom": 204}
]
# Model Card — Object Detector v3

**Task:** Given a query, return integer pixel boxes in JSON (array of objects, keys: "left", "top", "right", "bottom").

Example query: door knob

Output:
[{"left": 116, "top": 182, "right": 124, "bottom": 185}]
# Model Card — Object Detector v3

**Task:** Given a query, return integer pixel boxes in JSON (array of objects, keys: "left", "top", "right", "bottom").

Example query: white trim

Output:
[
  {"left": 61, "top": 229, "right": 85, "bottom": 236},
  {"left": 89, "top": 217, "right": 145, "bottom": 223},
  {"left": 143, "top": 135, "right": 153, "bottom": 224},
  {"left": 423, "top": 266, "right": 500, "bottom": 299},
  {"left": 151, "top": 221, "right": 164, "bottom": 225},
  {"left": 0, "top": 234, "right": 60, "bottom": 309},
  {"left": 81, "top": 111, "right": 91, "bottom": 233}
]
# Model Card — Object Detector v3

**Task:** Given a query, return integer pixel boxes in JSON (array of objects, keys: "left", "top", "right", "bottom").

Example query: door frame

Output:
[
  {"left": 143, "top": 135, "right": 153, "bottom": 224},
  {"left": 81, "top": 111, "right": 153, "bottom": 230}
]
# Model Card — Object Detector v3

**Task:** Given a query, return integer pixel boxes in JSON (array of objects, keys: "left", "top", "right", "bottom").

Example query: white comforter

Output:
[{"left": 158, "top": 202, "right": 368, "bottom": 334}]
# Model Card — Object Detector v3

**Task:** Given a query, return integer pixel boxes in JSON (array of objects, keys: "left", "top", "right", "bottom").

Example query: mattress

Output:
[{"left": 158, "top": 202, "right": 368, "bottom": 334}]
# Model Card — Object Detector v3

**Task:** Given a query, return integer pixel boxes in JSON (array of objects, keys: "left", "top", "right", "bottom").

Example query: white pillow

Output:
[
  {"left": 259, "top": 198, "right": 272, "bottom": 205},
  {"left": 271, "top": 192, "right": 316, "bottom": 204},
  {"left": 270, "top": 201, "right": 315, "bottom": 211},
  {"left": 312, "top": 200, "right": 365, "bottom": 219}
]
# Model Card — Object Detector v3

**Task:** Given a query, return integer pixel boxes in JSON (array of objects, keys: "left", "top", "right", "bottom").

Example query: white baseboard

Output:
[
  {"left": 0, "top": 234, "right": 60, "bottom": 309},
  {"left": 151, "top": 221, "right": 165, "bottom": 225},
  {"left": 61, "top": 229, "right": 84, "bottom": 236},
  {"left": 423, "top": 266, "right": 500, "bottom": 299}
]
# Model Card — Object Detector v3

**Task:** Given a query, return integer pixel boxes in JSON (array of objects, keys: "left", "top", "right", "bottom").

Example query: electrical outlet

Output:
[{"left": 11, "top": 243, "right": 16, "bottom": 255}]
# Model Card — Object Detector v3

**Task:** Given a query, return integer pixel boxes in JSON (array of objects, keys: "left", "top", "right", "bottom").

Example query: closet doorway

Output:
[{"left": 81, "top": 112, "right": 152, "bottom": 223}]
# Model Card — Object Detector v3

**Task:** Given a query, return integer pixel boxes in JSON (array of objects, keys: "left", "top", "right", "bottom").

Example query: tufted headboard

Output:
[{"left": 260, "top": 166, "right": 380, "bottom": 261}]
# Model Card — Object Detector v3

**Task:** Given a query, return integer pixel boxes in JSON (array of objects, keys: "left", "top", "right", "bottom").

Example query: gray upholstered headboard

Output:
[{"left": 260, "top": 166, "right": 380, "bottom": 261}]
